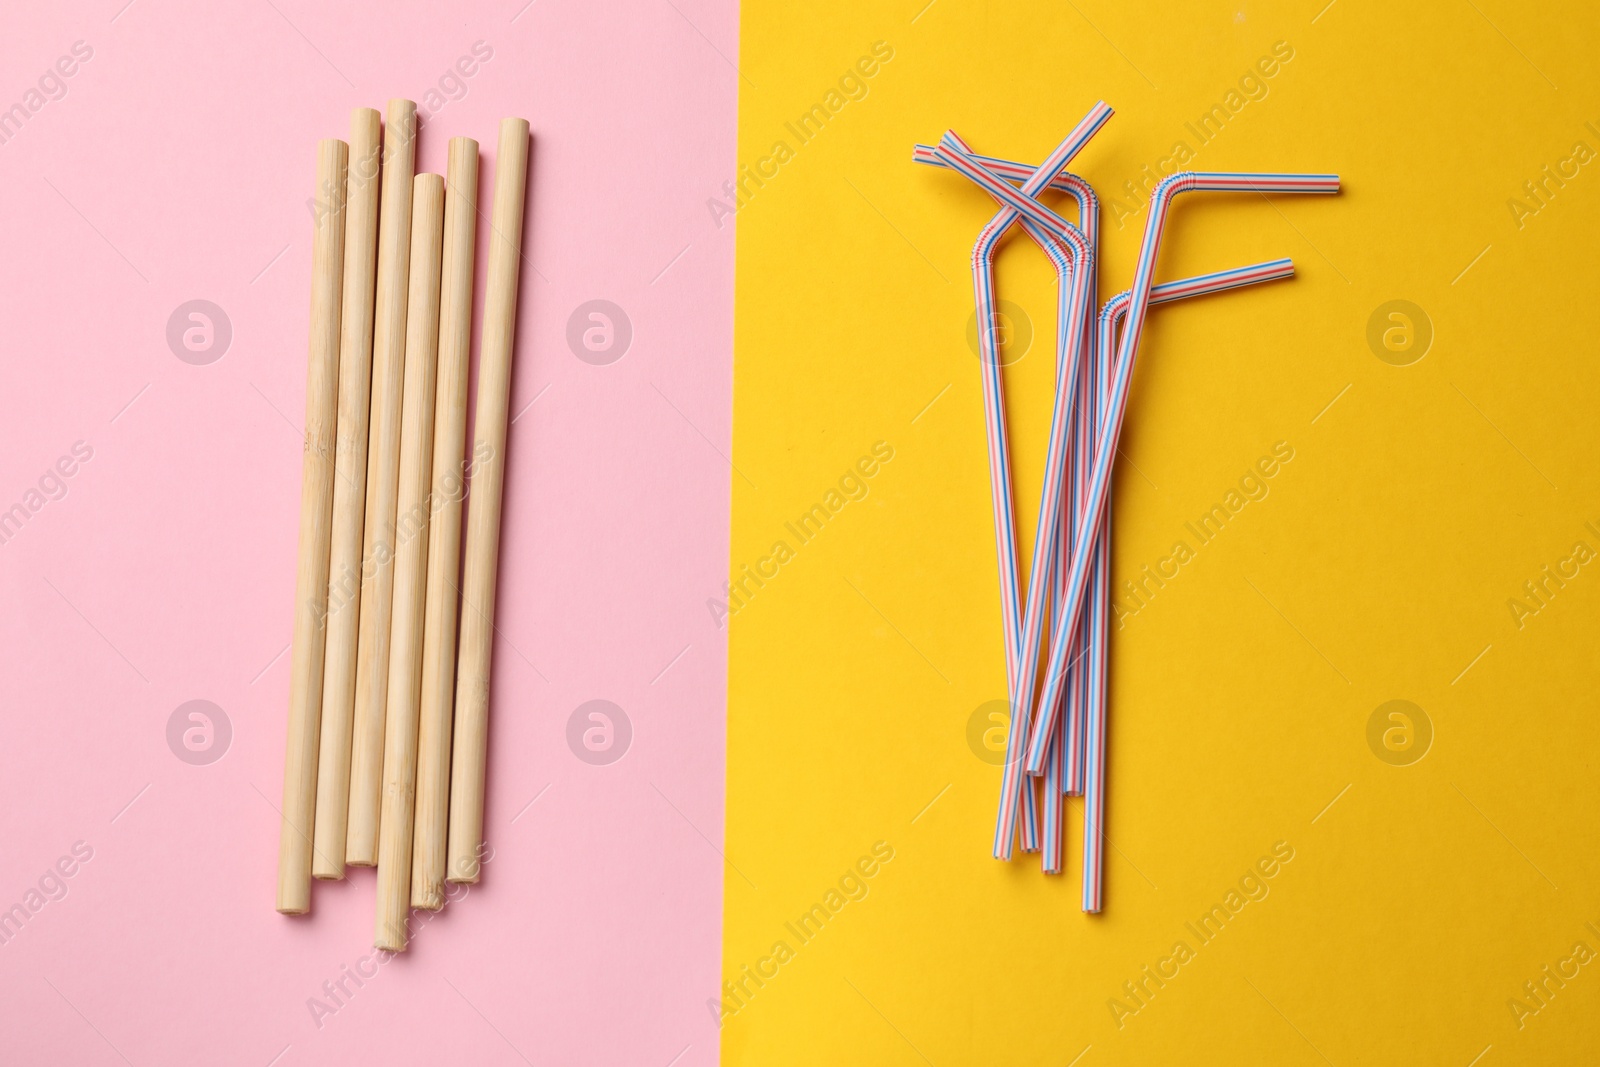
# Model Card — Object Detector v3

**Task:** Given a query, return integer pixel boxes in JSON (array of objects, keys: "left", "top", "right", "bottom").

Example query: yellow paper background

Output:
[{"left": 723, "top": 3, "right": 1600, "bottom": 1063}]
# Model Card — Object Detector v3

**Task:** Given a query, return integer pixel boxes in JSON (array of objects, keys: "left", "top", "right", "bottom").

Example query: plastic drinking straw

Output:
[
  {"left": 916, "top": 103, "right": 1111, "bottom": 859},
  {"left": 1027, "top": 171, "right": 1339, "bottom": 774},
  {"left": 931, "top": 136, "right": 1101, "bottom": 858},
  {"left": 1073, "top": 255, "right": 1295, "bottom": 908},
  {"left": 1041, "top": 695, "right": 1066, "bottom": 872},
  {"left": 1051, "top": 177, "right": 1098, "bottom": 802},
  {"left": 939, "top": 135, "right": 1107, "bottom": 861}
]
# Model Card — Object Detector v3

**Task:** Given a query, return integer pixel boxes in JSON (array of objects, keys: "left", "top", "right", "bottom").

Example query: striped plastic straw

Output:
[
  {"left": 1027, "top": 171, "right": 1339, "bottom": 774},
  {"left": 931, "top": 136, "right": 1102, "bottom": 861},
  {"left": 919, "top": 103, "right": 1112, "bottom": 859},
  {"left": 1076, "top": 256, "right": 1296, "bottom": 908}
]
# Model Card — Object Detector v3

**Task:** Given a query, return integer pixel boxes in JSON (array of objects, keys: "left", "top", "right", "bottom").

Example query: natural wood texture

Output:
[
  {"left": 411, "top": 138, "right": 479, "bottom": 909},
  {"left": 347, "top": 99, "right": 416, "bottom": 867},
  {"left": 446, "top": 118, "right": 530, "bottom": 884},
  {"left": 312, "top": 107, "right": 382, "bottom": 880},
  {"left": 276, "top": 138, "right": 348, "bottom": 914},
  {"left": 373, "top": 174, "right": 446, "bottom": 951}
]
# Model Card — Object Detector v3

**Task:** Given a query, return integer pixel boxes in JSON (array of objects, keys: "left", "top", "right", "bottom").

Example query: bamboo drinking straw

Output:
[
  {"left": 311, "top": 107, "right": 382, "bottom": 879},
  {"left": 276, "top": 138, "right": 348, "bottom": 914},
  {"left": 446, "top": 118, "right": 530, "bottom": 884},
  {"left": 374, "top": 174, "right": 446, "bottom": 951},
  {"left": 412, "top": 138, "right": 479, "bottom": 909},
  {"left": 348, "top": 99, "right": 417, "bottom": 866}
]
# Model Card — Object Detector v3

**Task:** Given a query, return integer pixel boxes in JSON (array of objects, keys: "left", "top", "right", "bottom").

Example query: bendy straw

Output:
[
  {"left": 374, "top": 173, "right": 446, "bottom": 952},
  {"left": 348, "top": 98, "right": 418, "bottom": 867},
  {"left": 312, "top": 107, "right": 382, "bottom": 880},
  {"left": 1028, "top": 172, "right": 1338, "bottom": 773},
  {"left": 921, "top": 102, "right": 1111, "bottom": 858},
  {"left": 413, "top": 137, "right": 480, "bottom": 910},
  {"left": 1077, "top": 257, "right": 1296, "bottom": 908},
  {"left": 276, "top": 138, "right": 348, "bottom": 915},
  {"left": 930, "top": 135, "right": 1101, "bottom": 860},
  {"left": 447, "top": 117, "right": 531, "bottom": 885}
]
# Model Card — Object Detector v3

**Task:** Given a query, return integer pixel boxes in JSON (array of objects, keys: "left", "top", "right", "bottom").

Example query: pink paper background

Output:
[{"left": 0, "top": 1, "right": 735, "bottom": 1063}]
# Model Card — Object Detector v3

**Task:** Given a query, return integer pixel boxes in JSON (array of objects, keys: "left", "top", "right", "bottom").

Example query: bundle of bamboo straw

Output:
[{"left": 276, "top": 100, "right": 529, "bottom": 953}]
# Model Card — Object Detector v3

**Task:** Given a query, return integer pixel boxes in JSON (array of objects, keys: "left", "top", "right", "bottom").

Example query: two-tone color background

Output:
[{"left": 3, "top": 2, "right": 1597, "bottom": 1064}]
